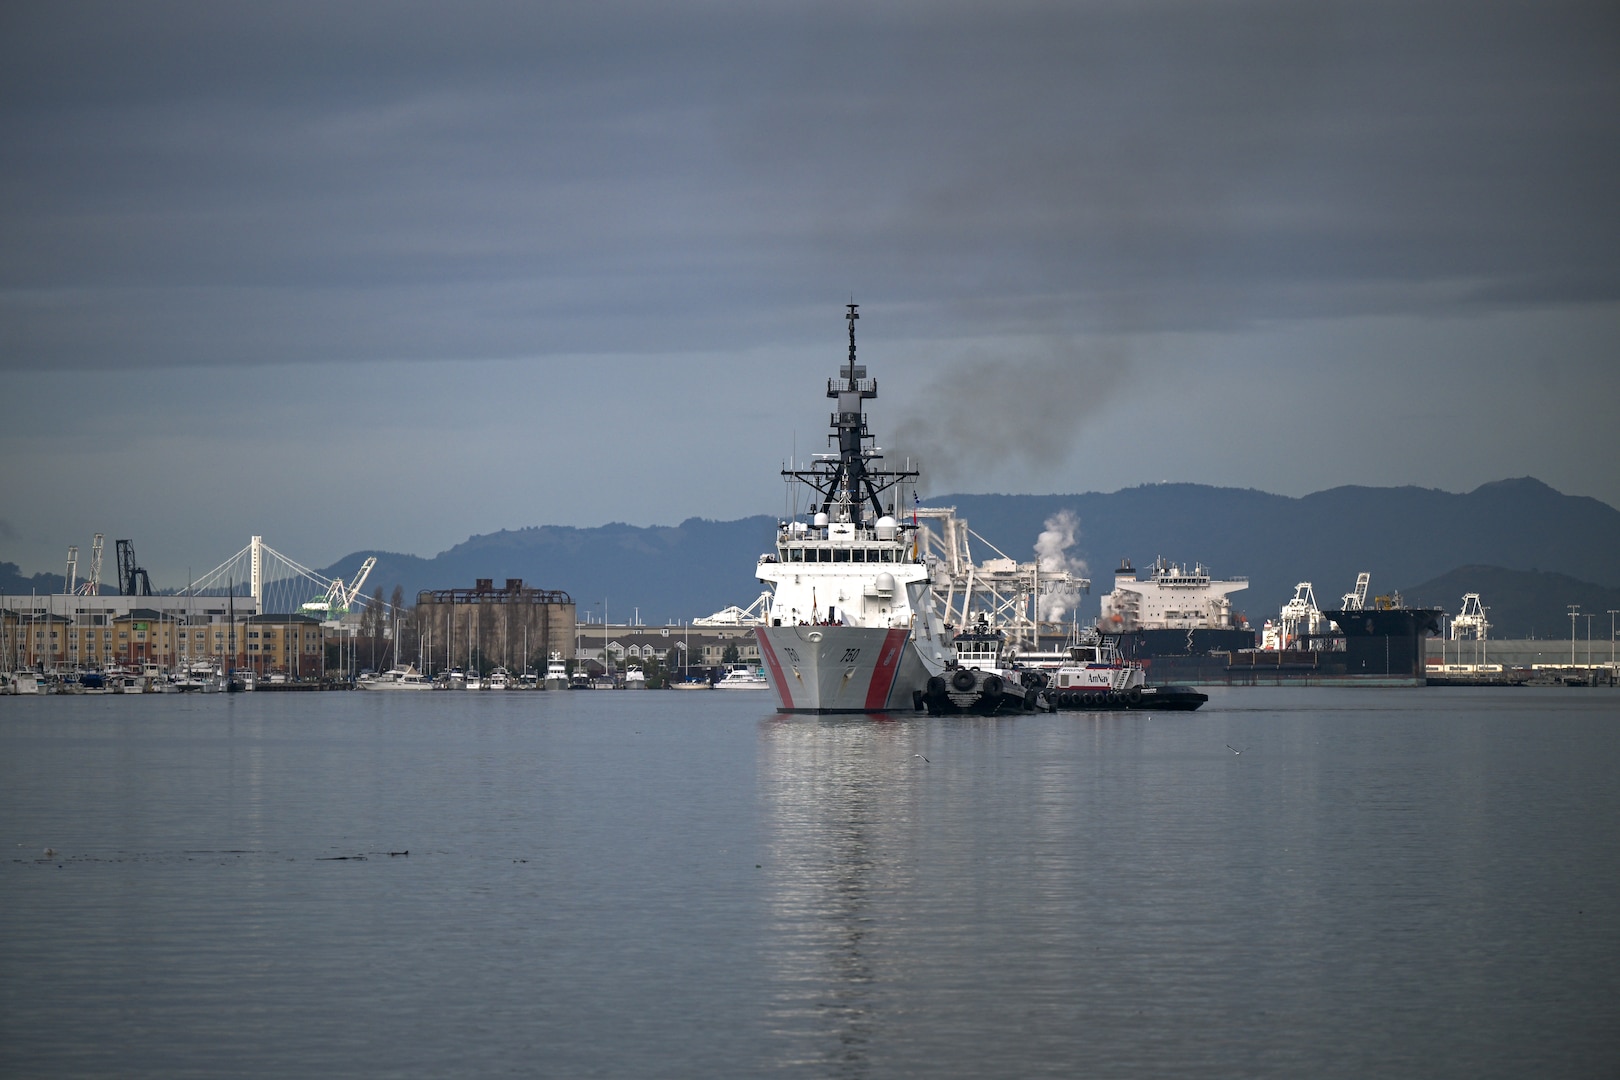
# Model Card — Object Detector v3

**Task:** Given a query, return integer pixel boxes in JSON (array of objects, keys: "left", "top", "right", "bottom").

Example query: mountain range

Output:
[
  {"left": 7, "top": 478, "right": 1614, "bottom": 639},
  {"left": 303, "top": 477, "right": 1617, "bottom": 638}
]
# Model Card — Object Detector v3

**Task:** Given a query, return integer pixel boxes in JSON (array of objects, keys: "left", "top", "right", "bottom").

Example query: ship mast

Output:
[{"left": 785, "top": 303, "right": 914, "bottom": 527}]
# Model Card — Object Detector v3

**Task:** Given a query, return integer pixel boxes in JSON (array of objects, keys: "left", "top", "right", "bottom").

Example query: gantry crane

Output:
[{"left": 299, "top": 556, "right": 378, "bottom": 623}]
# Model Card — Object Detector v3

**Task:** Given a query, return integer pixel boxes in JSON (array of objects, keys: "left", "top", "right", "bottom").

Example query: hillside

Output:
[
  {"left": 318, "top": 517, "right": 779, "bottom": 624},
  {"left": 936, "top": 477, "right": 1620, "bottom": 623},
  {"left": 1400, "top": 565, "right": 1620, "bottom": 641},
  {"left": 309, "top": 477, "right": 1620, "bottom": 625},
  {"left": 0, "top": 561, "right": 67, "bottom": 596}
]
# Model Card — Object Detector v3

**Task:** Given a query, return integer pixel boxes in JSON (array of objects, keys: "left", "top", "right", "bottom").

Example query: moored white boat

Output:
[
  {"left": 4, "top": 670, "right": 46, "bottom": 695},
  {"left": 714, "top": 665, "right": 769, "bottom": 690},
  {"left": 359, "top": 664, "right": 435, "bottom": 690},
  {"left": 544, "top": 653, "right": 569, "bottom": 690}
]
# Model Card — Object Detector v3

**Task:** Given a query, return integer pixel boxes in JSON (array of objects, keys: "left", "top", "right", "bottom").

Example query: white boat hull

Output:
[{"left": 755, "top": 625, "right": 935, "bottom": 713}]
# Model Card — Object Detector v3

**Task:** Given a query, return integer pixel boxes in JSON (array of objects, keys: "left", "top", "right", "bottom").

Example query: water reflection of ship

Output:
[{"left": 759, "top": 720, "right": 917, "bottom": 1069}]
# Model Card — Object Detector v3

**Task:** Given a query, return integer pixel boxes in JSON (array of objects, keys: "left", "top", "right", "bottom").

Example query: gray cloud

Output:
[
  {"left": 2, "top": 1, "right": 1618, "bottom": 580},
  {"left": 1, "top": 1, "right": 1615, "bottom": 372}
]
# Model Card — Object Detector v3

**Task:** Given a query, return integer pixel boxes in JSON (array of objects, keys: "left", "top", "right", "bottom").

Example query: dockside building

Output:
[{"left": 415, "top": 579, "right": 575, "bottom": 674}]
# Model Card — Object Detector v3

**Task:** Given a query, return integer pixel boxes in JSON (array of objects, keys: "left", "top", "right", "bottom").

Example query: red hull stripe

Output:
[
  {"left": 754, "top": 629, "right": 794, "bottom": 709},
  {"left": 864, "top": 627, "right": 910, "bottom": 711}
]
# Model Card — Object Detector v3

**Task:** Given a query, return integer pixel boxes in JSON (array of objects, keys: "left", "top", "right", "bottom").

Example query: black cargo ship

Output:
[{"left": 1318, "top": 606, "right": 1443, "bottom": 679}]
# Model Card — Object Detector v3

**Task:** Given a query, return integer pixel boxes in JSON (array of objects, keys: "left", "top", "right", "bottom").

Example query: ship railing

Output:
[{"left": 826, "top": 377, "right": 877, "bottom": 396}]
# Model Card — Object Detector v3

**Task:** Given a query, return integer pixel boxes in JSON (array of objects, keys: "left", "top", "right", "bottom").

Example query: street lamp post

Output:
[
  {"left": 1569, "top": 605, "right": 1579, "bottom": 668},
  {"left": 1609, "top": 610, "right": 1618, "bottom": 667}
]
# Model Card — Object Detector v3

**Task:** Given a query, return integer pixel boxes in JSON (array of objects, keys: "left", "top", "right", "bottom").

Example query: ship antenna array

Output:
[{"left": 782, "top": 302, "right": 918, "bottom": 527}]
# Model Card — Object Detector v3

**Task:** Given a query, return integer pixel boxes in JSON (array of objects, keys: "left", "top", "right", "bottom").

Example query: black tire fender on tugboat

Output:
[
  {"left": 951, "top": 669, "right": 977, "bottom": 692},
  {"left": 981, "top": 674, "right": 1004, "bottom": 699},
  {"left": 1128, "top": 687, "right": 1143, "bottom": 706},
  {"left": 927, "top": 675, "right": 947, "bottom": 696}
]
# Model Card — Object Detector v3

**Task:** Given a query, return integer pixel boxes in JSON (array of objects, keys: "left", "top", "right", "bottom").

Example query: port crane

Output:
[
  {"left": 1451, "top": 593, "right": 1489, "bottom": 640},
  {"left": 63, "top": 534, "right": 108, "bottom": 595},
  {"left": 911, "top": 505, "right": 1088, "bottom": 651},
  {"left": 694, "top": 591, "right": 773, "bottom": 626},
  {"left": 1277, "top": 583, "right": 1329, "bottom": 648},
  {"left": 1340, "top": 572, "right": 1370, "bottom": 611},
  {"left": 81, "top": 535, "right": 104, "bottom": 594},
  {"left": 299, "top": 556, "right": 377, "bottom": 623},
  {"left": 115, "top": 539, "right": 152, "bottom": 596}
]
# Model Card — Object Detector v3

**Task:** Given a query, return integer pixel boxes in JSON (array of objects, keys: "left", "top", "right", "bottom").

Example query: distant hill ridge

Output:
[{"left": 302, "top": 477, "right": 1619, "bottom": 634}]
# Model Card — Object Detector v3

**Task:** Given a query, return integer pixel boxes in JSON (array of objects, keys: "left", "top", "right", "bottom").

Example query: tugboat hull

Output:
[
  {"left": 1046, "top": 684, "right": 1207, "bottom": 711},
  {"left": 921, "top": 666, "right": 1046, "bottom": 715}
]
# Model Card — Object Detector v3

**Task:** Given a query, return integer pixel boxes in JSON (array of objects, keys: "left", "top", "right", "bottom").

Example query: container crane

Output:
[
  {"left": 300, "top": 557, "right": 378, "bottom": 623},
  {"left": 115, "top": 539, "right": 152, "bottom": 596},
  {"left": 65, "top": 546, "right": 78, "bottom": 595},
  {"left": 79, "top": 535, "right": 104, "bottom": 595},
  {"left": 1278, "top": 583, "right": 1329, "bottom": 648},
  {"left": 1452, "top": 594, "right": 1489, "bottom": 640},
  {"left": 1340, "top": 572, "right": 1370, "bottom": 611}
]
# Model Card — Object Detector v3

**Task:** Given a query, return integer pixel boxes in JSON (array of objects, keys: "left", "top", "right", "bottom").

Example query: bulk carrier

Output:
[{"left": 754, "top": 305, "right": 953, "bottom": 712}]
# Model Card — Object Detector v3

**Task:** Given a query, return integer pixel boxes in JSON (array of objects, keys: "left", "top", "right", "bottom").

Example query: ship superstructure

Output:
[
  {"left": 754, "top": 304, "right": 952, "bottom": 712},
  {"left": 1100, "top": 557, "right": 1247, "bottom": 631},
  {"left": 1099, "top": 556, "right": 1254, "bottom": 660}
]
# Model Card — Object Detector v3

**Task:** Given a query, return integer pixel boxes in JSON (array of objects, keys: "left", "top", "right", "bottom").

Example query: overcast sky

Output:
[{"left": 2, "top": 0, "right": 1616, "bottom": 585}]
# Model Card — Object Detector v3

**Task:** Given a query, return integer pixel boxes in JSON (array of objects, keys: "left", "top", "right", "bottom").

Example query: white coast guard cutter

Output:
[{"left": 754, "top": 304, "right": 953, "bottom": 712}]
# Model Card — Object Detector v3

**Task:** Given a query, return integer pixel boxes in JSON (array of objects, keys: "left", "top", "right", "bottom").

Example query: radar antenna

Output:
[{"left": 782, "top": 303, "right": 912, "bottom": 527}]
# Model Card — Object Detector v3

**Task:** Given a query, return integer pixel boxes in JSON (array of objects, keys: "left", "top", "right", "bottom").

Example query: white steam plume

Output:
[{"left": 1034, "top": 509, "right": 1087, "bottom": 622}]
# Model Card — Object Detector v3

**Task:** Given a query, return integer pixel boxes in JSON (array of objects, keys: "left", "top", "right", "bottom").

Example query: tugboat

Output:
[
  {"left": 1047, "top": 630, "right": 1207, "bottom": 711},
  {"left": 921, "top": 621, "right": 1048, "bottom": 715},
  {"left": 754, "top": 304, "right": 953, "bottom": 712}
]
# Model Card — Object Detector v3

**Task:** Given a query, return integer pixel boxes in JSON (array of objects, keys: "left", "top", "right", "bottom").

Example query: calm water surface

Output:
[{"left": 2, "top": 686, "right": 1617, "bottom": 1078}]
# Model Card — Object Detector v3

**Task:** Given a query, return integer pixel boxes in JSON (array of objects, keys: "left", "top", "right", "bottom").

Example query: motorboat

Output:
[
  {"left": 715, "top": 665, "right": 769, "bottom": 690},
  {"left": 359, "top": 664, "right": 435, "bottom": 691}
]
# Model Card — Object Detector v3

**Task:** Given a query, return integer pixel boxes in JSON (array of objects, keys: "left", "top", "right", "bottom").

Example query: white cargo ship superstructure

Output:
[
  {"left": 755, "top": 304, "right": 952, "bottom": 712},
  {"left": 1099, "top": 557, "right": 1248, "bottom": 632}
]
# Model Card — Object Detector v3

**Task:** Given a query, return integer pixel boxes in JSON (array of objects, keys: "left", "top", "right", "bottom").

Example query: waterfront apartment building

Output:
[
  {"left": 242, "top": 614, "right": 325, "bottom": 678},
  {"left": 0, "top": 594, "right": 328, "bottom": 676}
]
